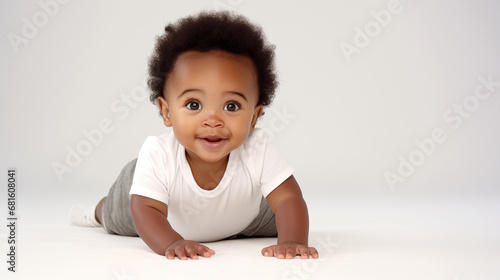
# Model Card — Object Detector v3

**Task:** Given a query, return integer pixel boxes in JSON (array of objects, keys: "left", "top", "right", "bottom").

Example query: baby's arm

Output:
[
  {"left": 130, "top": 194, "right": 215, "bottom": 260},
  {"left": 262, "top": 175, "right": 319, "bottom": 259}
]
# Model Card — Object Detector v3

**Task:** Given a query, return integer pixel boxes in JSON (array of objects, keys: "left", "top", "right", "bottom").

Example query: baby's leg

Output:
[
  {"left": 70, "top": 160, "right": 136, "bottom": 229},
  {"left": 69, "top": 203, "right": 101, "bottom": 227},
  {"left": 234, "top": 196, "right": 277, "bottom": 238},
  {"left": 99, "top": 158, "right": 139, "bottom": 236},
  {"left": 95, "top": 197, "right": 106, "bottom": 224}
]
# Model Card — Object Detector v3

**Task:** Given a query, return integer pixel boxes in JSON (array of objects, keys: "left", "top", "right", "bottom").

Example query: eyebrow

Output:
[{"left": 178, "top": 89, "right": 248, "bottom": 101}]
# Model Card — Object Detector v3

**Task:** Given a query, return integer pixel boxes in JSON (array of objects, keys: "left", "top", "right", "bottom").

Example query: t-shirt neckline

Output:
[{"left": 179, "top": 145, "right": 239, "bottom": 198}]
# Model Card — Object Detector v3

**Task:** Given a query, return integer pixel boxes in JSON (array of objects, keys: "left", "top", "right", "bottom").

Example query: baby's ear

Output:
[
  {"left": 157, "top": 97, "right": 172, "bottom": 127},
  {"left": 250, "top": 105, "right": 264, "bottom": 132}
]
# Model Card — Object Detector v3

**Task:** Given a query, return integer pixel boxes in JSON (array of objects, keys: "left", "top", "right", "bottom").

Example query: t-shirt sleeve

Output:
[
  {"left": 249, "top": 130, "right": 295, "bottom": 197},
  {"left": 129, "top": 136, "right": 170, "bottom": 205}
]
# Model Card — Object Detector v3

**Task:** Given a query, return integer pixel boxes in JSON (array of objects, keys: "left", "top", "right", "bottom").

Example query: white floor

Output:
[{"left": 1, "top": 193, "right": 499, "bottom": 280}]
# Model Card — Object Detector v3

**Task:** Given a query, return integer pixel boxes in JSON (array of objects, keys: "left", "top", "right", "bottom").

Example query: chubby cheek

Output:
[
  {"left": 229, "top": 117, "right": 252, "bottom": 143},
  {"left": 170, "top": 113, "right": 196, "bottom": 138}
]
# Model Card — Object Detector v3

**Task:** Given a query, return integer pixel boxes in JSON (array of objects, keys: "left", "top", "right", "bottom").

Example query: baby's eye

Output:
[
  {"left": 224, "top": 102, "right": 240, "bottom": 112},
  {"left": 186, "top": 101, "right": 202, "bottom": 110}
]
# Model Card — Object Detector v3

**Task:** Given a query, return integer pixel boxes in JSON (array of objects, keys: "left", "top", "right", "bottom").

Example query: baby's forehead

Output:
[
  {"left": 167, "top": 50, "right": 258, "bottom": 86},
  {"left": 175, "top": 50, "right": 255, "bottom": 68},
  {"left": 164, "top": 50, "right": 259, "bottom": 99}
]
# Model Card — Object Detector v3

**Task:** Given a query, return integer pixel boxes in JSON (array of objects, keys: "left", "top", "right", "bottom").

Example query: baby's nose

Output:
[{"left": 202, "top": 111, "right": 224, "bottom": 128}]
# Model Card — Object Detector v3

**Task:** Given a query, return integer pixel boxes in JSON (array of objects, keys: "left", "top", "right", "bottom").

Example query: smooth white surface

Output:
[{"left": 1, "top": 194, "right": 499, "bottom": 280}]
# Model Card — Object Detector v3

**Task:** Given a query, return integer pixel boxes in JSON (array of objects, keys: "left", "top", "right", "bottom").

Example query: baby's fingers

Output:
[
  {"left": 165, "top": 241, "right": 215, "bottom": 260},
  {"left": 262, "top": 244, "right": 320, "bottom": 259},
  {"left": 308, "top": 247, "right": 319, "bottom": 259},
  {"left": 285, "top": 247, "right": 295, "bottom": 259},
  {"left": 297, "top": 246, "right": 320, "bottom": 259},
  {"left": 165, "top": 248, "right": 176, "bottom": 260},
  {"left": 195, "top": 244, "right": 216, "bottom": 258},
  {"left": 261, "top": 246, "right": 275, "bottom": 257},
  {"left": 298, "top": 246, "right": 310, "bottom": 259},
  {"left": 174, "top": 247, "right": 189, "bottom": 260},
  {"left": 262, "top": 245, "right": 289, "bottom": 259},
  {"left": 165, "top": 247, "right": 187, "bottom": 260},
  {"left": 185, "top": 246, "right": 199, "bottom": 260}
]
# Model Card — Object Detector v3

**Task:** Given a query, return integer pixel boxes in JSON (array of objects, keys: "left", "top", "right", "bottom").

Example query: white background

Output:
[
  {"left": 2, "top": 0, "right": 499, "bottom": 217},
  {"left": 0, "top": 1, "right": 499, "bottom": 279}
]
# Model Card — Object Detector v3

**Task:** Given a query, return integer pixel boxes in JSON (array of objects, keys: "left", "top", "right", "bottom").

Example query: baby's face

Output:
[{"left": 158, "top": 50, "right": 262, "bottom": 164}]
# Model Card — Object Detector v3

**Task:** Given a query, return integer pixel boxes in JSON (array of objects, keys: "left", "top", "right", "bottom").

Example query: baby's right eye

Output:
[{"left": 186, "top": 101, "right": 202, "bottom": 110}]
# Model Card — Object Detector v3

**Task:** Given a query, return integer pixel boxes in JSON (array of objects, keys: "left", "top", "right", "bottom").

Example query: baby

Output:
[{"left": 70, "top": 11, "right": 318, "bottom": 260}]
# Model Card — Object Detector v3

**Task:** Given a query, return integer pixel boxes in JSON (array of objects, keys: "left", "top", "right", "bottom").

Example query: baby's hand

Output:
[
  {"left": 164, "top": 240, "right": 215, "bottom": 260},
  {"left": 261, "top": 242, "right": 319, "bottom": 259}
]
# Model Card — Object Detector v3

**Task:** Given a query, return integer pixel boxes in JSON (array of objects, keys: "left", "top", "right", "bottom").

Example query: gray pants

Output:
[{"left": 101, "top": 159, "right": 278, "bottom": 239}]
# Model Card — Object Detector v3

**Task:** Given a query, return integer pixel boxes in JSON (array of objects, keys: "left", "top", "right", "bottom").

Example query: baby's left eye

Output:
[{"left": 224, "top": 102, "right": 240, "bottom": 112}]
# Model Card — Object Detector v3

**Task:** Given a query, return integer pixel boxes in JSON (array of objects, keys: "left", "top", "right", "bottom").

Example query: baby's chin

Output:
[{"left": 184, "top": 148, "right": 232, "bottom": 165}]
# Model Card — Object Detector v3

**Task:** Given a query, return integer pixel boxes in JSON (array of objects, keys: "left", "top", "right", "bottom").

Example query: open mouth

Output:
[
  {"left": 204, "top": 136, "right": 224, "bottom": 142},
  {"left": 199, "top": 136, "right": 228, "bottom": 149}
]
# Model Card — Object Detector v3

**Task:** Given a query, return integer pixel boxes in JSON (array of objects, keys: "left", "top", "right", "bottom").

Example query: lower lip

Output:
[{"left": 199, "top": 138, "right": 228, "bottom": 150}]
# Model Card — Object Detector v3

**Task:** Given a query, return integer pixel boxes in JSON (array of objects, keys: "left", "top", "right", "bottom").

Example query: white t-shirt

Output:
[{"left": 129, "top": 128, "right": 294, "bottom": 242}]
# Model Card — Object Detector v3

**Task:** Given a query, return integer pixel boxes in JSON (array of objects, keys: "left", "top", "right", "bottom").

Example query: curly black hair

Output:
[{"left": 148, "top": 11, "right": 278, "bottom": 112}]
